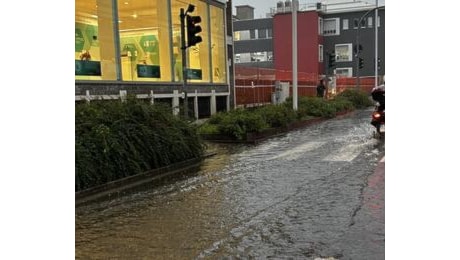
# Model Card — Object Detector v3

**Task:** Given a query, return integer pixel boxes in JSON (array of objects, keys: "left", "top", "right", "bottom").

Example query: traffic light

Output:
[
  {"left": 353, "top": 44, "right": 363, "bottom": 54},
  {"left": 328, "top": 52, "right": 336, "bottom": 68},
  {"left": 358, "top": 57, "right": 364, "bottom": 69},
  {"left": 186, "top": 14, "right": 202, "bottom": 47},
  {"left": 378, "top": 57, "right": 381, "bottom": 70}
]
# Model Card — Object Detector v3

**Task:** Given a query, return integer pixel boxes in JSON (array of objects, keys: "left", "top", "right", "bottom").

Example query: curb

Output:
[{"left": 76, "top": 153, "right": 216, "bottom": 206}]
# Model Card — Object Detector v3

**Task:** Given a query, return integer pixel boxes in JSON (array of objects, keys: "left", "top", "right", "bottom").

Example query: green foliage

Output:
[
  {"left": 197, "top": 123, "right": 219, "bottom": 135},
  {"left": 75, "top": 98, "right": 205, "bottom": 192},
  {"left": 257, "top": 104, "right": 297, "bottom": 128},
  {"left": 217, "top": 109, "right": 269, "bottom": 140},
  {"left": 200, "top": 93, "right": 365, "bottom": 140},
  {"left": 330, "top": 97, "right": 355, "bottom": 112},
  {"left": 286, "top": 97, "right": 337, "bottom": 118},
  {"left": 336, "top": 89, "right": 374, "bottom": 109},
  {"left": 199, "top": 108, "right": 269, "bottom": 140}
]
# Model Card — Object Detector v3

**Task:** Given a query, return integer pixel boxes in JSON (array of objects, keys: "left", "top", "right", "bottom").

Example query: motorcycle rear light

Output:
[{"left": 372, "top": 112, "right": 381, "bottom": 119}]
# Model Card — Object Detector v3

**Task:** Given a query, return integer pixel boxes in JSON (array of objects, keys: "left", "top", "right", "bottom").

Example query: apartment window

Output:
[
  {"left": 268, "top": 51, "right": 273, "bottom": 61},
  {"left": 318, "top": 17, "right": 323, "bottom": 35},
  {"left": 234, "top": 31, "right": 241, "bottom": 41},
  {"left": 234, "top": 30, "right": 250, "bottom": 41},
  {"left": 323, "top": 18, "right": 339, "bottom": 36},
  {"left": 360, "top": 19, "right": 366, "bottom": 28},
  {"left": 367, "top": 17, "right": 373, "bottom": 28},
  {"left": 343, "top": 19, "right": 349, "bottom": 30},
  {"left": 335, "top": 43, "right": 352, "bottom": 62},
  {"left": 258, "top": 29, "right": 267, "bottom": 39},
  {"left": 335, "top": 67, "right": 353, "bottom": 77},
  {"left": 353, "top": 18, "right": 359, "bottom": 29},
  {"left": 267, "top": 28, "right": 273, "bottom": 38},
  {"left": 235, "top": 54, "right": 240, "bottom": 63},
  {"left": 235, "top": 51, "right": 272, "bottom": 63},
  {"left": 319, "top": 45, "right": 324, "bottom": 62},
  {"left": 250, "top": 29, "right": 256, "bottom": 39}
]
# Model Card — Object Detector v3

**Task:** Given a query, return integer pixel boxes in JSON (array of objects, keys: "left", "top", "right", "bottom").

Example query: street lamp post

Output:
[{"left": 292, "top": 0, "right": 298, "bottom": 111}]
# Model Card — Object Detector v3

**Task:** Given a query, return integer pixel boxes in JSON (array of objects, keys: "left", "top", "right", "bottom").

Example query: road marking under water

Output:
[
  {"left": 323, "top": 143, "right": 363, "bottom": 162},
  {"left": 270, "top": 141, "right": 326, "bottom": 161}
]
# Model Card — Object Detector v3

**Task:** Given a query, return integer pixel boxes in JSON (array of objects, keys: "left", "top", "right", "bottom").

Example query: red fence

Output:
[
  {"left": 234, "top": 65, "right": 378, "bottom": 107},
  {"left": 336, "top": 76, "right": 376, "bottom": 94}
]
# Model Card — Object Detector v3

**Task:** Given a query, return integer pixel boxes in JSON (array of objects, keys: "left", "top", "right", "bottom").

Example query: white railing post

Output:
[
  {"left": 120, "top": 90, "right": 127, "bottom": 102},
  {"left": 85, "top": 90, "right": 91, "bottom": 103},
  {"left": 150, "top": 90, "right": 154, "bottom": 105},
  {"left": 172, "top": 90, "right": 180, "bottom": 116}
]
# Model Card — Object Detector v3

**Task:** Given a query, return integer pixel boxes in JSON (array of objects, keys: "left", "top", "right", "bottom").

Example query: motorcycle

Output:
[
  {"left": 371, "top": 104, "right": 385, "bottom": 137},
  {"left": 371, "top": 84, "right": 385, "bottom": 138}
]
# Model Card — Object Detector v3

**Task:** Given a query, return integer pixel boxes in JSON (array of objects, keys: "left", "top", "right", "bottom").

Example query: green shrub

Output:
[
  {"left": 330, "top": 97, "right": 355, "bottom": 112},
  {"left": 257, "top": 104, "right": 297, "bottom": 128},
  {"left": 197, "top": 123, "right": 219, "bottom": 135},
  {"left": 336, "top": 89, "right": 374, "bottom": 109},
  {"left": 200, "top": 93, "right": 361, "bottom": 141},
  {"left": 297, "top": 97, "right": 337, "bottom": 118},
  {"left": 217, "top": 109, "right": 269, "bottom": 140},
  {"left": 75, "top": 98, "right": 205, "bottom": 192},
  {"left": 206, "top": 111, "right": 226, "bottom": 124}
]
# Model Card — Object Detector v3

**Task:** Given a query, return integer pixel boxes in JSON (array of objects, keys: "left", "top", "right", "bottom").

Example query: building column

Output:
[
  {"left": 210, "top": 90, "right": 217, "bottom": 115},
  {"left": 226, "top": 94, "right": 230, "bottom": 112}
]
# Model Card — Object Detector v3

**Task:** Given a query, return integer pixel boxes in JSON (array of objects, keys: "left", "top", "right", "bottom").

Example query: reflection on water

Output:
[{"left": 76, "top": 109, "right": 384, "bottom": 259}]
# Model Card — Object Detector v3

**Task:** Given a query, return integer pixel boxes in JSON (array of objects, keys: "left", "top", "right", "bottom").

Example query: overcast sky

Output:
[
  {"left": 232, "top": 0, "right": 385, "bottom": 19},
  {"left": 232, "top": 0, "right": 289, "bottom": 18}
]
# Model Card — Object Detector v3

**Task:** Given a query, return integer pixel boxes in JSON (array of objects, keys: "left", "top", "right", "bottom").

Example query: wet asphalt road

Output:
[{"left": 76, "top": 108, "right": 385, "bottom": 259}]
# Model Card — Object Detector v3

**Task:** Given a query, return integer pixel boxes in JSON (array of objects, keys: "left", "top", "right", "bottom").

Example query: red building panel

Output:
[{"left": 273, "top": 11, "right": 324, "bottom": 80}]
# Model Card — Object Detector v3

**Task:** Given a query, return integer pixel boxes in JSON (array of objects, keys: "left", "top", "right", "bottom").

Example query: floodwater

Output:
[{"left": 76, "top": 109, "right": 384, "bottom": 259}]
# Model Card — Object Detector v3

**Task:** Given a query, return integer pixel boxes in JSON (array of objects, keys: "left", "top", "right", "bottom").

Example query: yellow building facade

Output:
[
  {"left": 76, "top": 0, "right": 227, "bottom": 84},
  {"left": 75, "top": 0, "right": 231, "bottom": 117}
]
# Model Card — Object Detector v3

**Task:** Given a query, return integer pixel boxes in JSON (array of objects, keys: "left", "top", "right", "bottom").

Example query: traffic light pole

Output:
[
  {"left": 180, "top": 8, "right": 188, "bottom": 119},
  {"left": 355, "top": 6, "right": 383, "bottom": 89},
  {"left": 355, "top": 30, "right": 361, "bottom": 89}
]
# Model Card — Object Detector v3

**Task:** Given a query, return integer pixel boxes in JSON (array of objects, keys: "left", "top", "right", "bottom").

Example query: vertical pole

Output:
[
  {"left": 375, "top": 0, "right": 379, "bottom": 87},
  {"left": 194, "top": 89, "right": 199, "bottom": 119},
  {"left": 180, "top": 8, "right": 188, "bottom": 119},
  {"left": 356, "top": 28, "right": 360, "bottom": 89},
  {"left": 292, "top": 0, "right": 298, "bottom": 111},
  {"left": 111, "top": 0, "right": 122, "bottom": 81}
]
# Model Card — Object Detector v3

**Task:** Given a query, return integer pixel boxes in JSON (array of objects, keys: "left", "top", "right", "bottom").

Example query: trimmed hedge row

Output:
[
  {"left": 75, "top": 98, "right": 206, "bottom": 192},
  {"left": 199, "top": 89, "right": 373, "bottom": 140}
]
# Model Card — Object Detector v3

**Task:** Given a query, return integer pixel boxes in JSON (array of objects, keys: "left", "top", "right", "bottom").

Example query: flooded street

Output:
[{"left": 76, "top": 109, "right": 384, "bottom": 259}]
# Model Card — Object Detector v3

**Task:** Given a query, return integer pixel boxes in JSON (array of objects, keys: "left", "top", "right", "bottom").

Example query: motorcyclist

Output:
[{"left": 371, "top": 83, "right": 385, "bottom": 111}]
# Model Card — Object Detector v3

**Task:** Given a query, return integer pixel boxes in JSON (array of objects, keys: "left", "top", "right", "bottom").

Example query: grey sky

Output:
[
  {"left": 232, "top": 0, "right": 285, "bottom": 18},
  {"left": 232, "top": 0, "right": 386, "bottom": 19}
]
